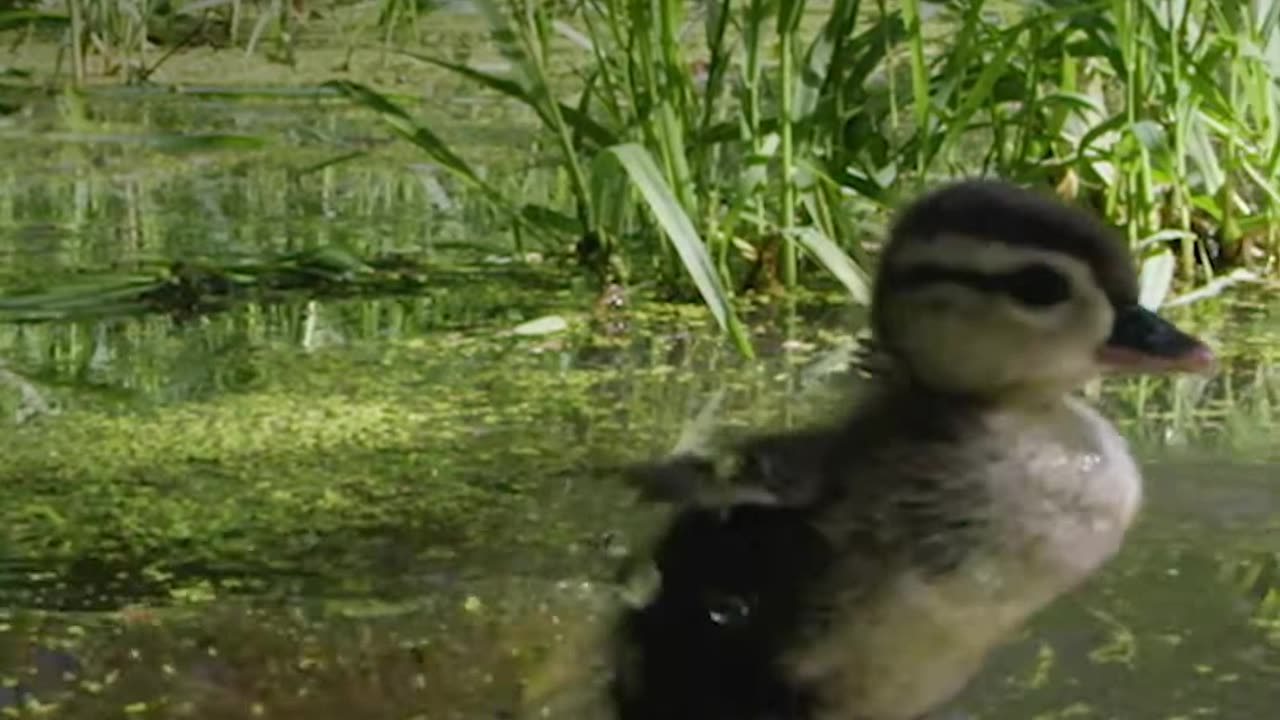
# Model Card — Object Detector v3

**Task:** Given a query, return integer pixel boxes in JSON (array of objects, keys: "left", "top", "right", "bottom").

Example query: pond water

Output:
[{"left": 1, "top": 71, "right": 1279, "bottom": 720}]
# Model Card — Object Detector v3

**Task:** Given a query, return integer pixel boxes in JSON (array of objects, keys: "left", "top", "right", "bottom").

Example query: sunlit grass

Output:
[
  {"left": 300, "top": 0, "right": 1280, "bottom": 355},
  {"left": 4, "top": 1, "right": 1280, "bottom": 355}
]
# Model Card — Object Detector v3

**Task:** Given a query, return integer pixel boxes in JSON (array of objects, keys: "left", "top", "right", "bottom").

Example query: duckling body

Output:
[
  {"left": 789, "top": 391, "right": 1141, "bottom": 720},
  {"left": 608, "top": 179, "right": 1212, "bottom": 720},
  {"left": 613, "top": 388, "right": 1140, "bottom": 720}
]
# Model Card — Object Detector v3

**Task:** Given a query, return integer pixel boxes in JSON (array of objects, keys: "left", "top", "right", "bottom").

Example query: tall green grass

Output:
[
  {"left": 321, "top": 0, "right": 1276, "bottom": 354},
  {"left": 7, "top": 1, "right": 1278, "bottom": 354}
]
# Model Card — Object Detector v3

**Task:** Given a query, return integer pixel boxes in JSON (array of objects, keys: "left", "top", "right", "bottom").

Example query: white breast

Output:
[
  {"left": 982, "top": 394, "right": 1143, "bottom": 597},
  {"left": 786, "top": 395, "right": 1144, "bottom": 720}
]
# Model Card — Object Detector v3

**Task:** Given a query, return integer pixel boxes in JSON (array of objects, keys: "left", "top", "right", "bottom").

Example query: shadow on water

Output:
[{"left": 0, "top": 77, "right": 1278, "bottom": 720}]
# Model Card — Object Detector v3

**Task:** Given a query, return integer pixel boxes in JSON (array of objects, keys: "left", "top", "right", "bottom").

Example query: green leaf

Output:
[
  {"left": 512, "top": 315, "right": 569, "bottom": 336},
  {"left": 151, "top": 133, "right": 268, "bottom": 153},
  {"left": 1137, "top": 247, "right": 1175, "bottom": 310},
  {"left": 0, "top": 10, "right": 69, "bottom": 31},
  {"left": 600, "top": 143, "right": 753, "bottom": 357},
  {"left": 935, "top": 23, "right": 1023, "bottom": 165},
  {"left": 324, "top": 80, "right": 534, "bottom": 229},
  {"left": 394, "top": 50, "right": 616, "bottom": 148},
  {"left": 1136, "top": 228, "right": 1196, "bottom": 251},
  {"left": 777, "top": 0, "right": 807, "bottom": 35},
  {"left": 1185, "top": 114, "right": 1225, "bottom": 193},
  {"left": 588, "top": 148, "right": 632, "bottom": 238},
  {"left": 1076, "top": 112, "right": 1128, "bottom": 155},
  {"left": 1037, "top": 91, "right": 1107, "bottom": 116},
  {"left": 792, "top": 0, "right": 860, "bottom": 129},
  {"left": 1128, "top": 120, "right": 1167, "bottom": 152},
  {"left": 1237, "top": 160, "right": 1280, "bottom": 206},
  {"left": 0, "top": 278, "right": 160, "bottom": 310},
  {"left": 520, "top": 204, "right": 581, "bottom": 235},
  {"left": 794, "top": 226, "right": 871, "bottom": 304},
  {"left": 471, "top": 0, "right": 538, "bottom": 92}
]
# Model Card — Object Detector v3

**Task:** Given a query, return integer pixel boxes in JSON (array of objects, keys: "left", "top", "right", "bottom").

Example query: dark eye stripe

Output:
[{"left": 886, "top": 262, "right": 1072, "bottom": 307}]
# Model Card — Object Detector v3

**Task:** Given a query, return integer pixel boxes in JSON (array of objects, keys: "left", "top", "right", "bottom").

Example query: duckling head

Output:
[{"left": 871, "top": 179, "right": 1214, "bottom": 402}]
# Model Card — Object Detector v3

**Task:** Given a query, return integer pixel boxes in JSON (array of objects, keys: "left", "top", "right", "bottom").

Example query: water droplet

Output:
[{"left": 707, "top": 594, "right": 751, "bottom": 625}]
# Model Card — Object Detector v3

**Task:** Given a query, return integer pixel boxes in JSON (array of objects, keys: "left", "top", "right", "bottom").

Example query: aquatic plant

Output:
[
  {"left": 317, "top": 0, "right": 1277, "bottom": 355},
  {"left": 3, "top": 0, "right": 1279, "bottom": 356}
]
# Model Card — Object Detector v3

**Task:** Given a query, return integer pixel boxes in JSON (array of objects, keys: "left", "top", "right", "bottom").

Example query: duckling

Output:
[{"left": 607, "top": 178, "right": 1214, "bottom": 720}]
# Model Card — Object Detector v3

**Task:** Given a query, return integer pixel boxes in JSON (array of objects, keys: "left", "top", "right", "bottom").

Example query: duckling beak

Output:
[{"left": 1097, "top": 304, "right": 1215, "bottom": 374}]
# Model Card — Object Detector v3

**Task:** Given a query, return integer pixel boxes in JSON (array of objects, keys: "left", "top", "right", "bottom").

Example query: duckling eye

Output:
[{"left": 1002, "top": 263, "right": 1071, "bottom": 307}]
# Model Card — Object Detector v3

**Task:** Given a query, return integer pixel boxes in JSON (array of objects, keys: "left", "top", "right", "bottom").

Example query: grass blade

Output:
[
  {"left": 0, "top": 10, "right": 69, "bottom": 31},
  {"left": 794, "top": 226, "right": 871, "bottom": 303},
  {"left": 1137, "top": 247, "right": 1176, "bottom": 309},
  {"left": 325, "top": 80, "right": 536, "bottom": 229},
  {"left": 601, "top": 143, "right": 753, "bottom": 357},
  {"left": 395, "top": 49, "right": 617, "bottom": 148}
]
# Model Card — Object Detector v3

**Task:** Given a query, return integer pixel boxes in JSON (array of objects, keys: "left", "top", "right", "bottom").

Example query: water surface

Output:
[{"left": 0, "top": 72, "right": 1278, "bottom": 720}]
